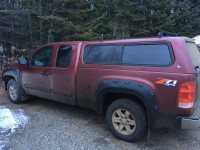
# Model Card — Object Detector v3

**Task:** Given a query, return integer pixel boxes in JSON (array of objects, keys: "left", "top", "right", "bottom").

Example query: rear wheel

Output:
[
  {"left": 106, "top": 99, "right": 147, "bottom": 142},
  {"left": 7, "top": 79, "right": 22, "bottom": 104}
]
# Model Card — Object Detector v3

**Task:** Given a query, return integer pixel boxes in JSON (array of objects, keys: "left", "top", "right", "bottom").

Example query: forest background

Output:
[{"left": 0, "top": 0, "right": 200, "bottom": 58}]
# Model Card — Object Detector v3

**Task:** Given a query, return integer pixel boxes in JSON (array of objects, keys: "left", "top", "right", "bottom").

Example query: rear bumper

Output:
[
  {"left": 181, "top": 118, "right": 200, "bottom": 129},
  {"left": 176, "top": 103, "right": 200, "bottom": 129}
]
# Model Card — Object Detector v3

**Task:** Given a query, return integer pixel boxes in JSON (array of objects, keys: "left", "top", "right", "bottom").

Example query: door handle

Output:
[{"left": 41, "top": 71, "right": 49, "bottom": 76}]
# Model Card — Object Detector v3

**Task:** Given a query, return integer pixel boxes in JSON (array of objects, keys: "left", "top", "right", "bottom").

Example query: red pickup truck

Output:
[{"left": 2, "top": 37, "right": 200, "bottom": 142}]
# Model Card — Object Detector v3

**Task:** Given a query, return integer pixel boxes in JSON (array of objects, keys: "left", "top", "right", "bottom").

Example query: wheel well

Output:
[
  {"left": 103, "top": 93, "right": 147, "bottom": 115},
  {"left": 4, "top": 76, "right": 15, "bottom": 91}
]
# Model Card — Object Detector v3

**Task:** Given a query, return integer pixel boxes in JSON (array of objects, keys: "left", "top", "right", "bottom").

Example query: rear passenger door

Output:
[{"left": 51, "top": 44, "right": 77, "bottom": 105}]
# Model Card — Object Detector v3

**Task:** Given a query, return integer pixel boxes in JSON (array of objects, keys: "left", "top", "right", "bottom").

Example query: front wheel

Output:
[
  {"left": 7, "top": 79, "right": 22, "bottom": 104},
  {"left": 106, "top": 99, "right": 147, "bottom": 142}
]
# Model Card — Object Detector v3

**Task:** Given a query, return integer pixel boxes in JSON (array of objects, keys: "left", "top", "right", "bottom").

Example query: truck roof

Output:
[{"left": 47, "top": 36, "right": 190, "bottom": 46}]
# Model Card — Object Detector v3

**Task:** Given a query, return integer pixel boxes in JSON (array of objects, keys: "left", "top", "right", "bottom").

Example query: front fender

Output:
[
  {"left": 2, "top": 68, "right": 20, "bottom": 81},
  {"left": 2, "top": 68, "right": 21, "bottom": 91}
]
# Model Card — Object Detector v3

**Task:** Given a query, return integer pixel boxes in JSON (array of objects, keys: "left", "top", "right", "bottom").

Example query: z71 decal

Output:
[{"left": 155, "top": 78, "right": 177, "bottom": 87}]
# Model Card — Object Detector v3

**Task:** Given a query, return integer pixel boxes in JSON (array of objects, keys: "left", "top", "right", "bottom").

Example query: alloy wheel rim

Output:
[
  {"left": 9, "top": 85, "right": 17, "bottom": 100},
  {"left": 112, "top": 109, "right": 136, "bottom": 135}
]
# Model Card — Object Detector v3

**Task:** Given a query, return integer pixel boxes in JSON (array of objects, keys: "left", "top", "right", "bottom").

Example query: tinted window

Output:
[
  {"left": 84, "top": 45, "right": 123, "bottom": 64},
  {"left": 83, "top": 43, "right": 172, "bottom": 66},
  {"left": 56, "top": 45, "right": 72, "bottom": 68},
  {"left": 122, "top": 44, "right": 172, "bottom": 66},
  {"left": 31, "top": 46, "right": 53, "bottom": 67}
]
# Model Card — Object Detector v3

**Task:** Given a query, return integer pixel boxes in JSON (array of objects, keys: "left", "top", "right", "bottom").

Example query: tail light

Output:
[{"left": 177, "top": 80, "right": 196, "bottom": 109}]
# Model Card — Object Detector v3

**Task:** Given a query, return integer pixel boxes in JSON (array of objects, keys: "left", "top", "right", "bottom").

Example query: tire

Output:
[
  {"left": 7, "top": 79, "right": 22, "bottom": 104},
  {"left": 106, "top": 99, "right": 147, "bottom": 142}
]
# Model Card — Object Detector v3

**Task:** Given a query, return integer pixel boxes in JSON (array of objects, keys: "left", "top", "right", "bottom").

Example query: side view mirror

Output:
[{"left": 18, "top": 57, "right": 28, "bottom": 65}]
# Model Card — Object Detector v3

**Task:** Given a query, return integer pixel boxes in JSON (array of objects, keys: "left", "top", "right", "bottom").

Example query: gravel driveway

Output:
[{"left": 0, "top": 91, "right": 200, "bottom": 150}]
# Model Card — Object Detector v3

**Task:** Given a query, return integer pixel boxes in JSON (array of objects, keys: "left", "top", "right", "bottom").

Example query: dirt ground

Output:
[{"left": 0, "top": 74, "right": 200, "bottom": 150}]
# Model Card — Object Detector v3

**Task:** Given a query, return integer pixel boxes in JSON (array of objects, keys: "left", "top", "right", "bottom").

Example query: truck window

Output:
[
  {"left": 31, "top": 46, "right": 53, "bottom": 67},
  {"left": 122, "top": 44, "right": 172, "bottom": 66},
  {"left": 56, "top": 45, "right": 72, "bottom": 68},
  {"left": 84, "top": 45, "right": 123, "bottom": 64},
  {"left": 83, "top": 43, "right": 172, "bottom": 66}
]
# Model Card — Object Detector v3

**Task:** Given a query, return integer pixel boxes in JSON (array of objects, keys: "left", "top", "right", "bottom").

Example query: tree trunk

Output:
[
  {"left": 39, "top": 0, "right": 43, "bottom": 45},
  {"left": 113, "top": 15, "right": 117, "bottom": 37},
  {"left": 29, "top": 11, "right": 33, "bottom": 48}
]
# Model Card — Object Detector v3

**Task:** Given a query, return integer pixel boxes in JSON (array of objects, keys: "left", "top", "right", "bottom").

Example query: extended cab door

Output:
[
  {"left": 21, "top": 46, "right": 54, "bottom": 100},
  {"left": 51, "top": 44, "right": 78, "bottom": 105}
]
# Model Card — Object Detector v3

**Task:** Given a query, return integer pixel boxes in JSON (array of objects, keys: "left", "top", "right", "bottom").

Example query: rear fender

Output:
[{"left": 95, "top": 80, "right": 160, "bottom": 128}]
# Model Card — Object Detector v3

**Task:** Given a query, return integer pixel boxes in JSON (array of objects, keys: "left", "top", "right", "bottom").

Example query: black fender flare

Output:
[
  {"left": 2, "top": 68, "right": 22, "bottom": 91},
  {"left": 95, "top": 80, "right": 160, "bottom": 128}
]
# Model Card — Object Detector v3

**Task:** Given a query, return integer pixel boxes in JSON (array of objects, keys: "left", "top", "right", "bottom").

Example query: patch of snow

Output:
[
  {"left": 105, "top": 138, "right": 111, "bottom": 142},
  {"left": 0, "top": 108, "right": 18, "bottom": 134},
  {"left": 0, "top": 107, "right": 29, "bottom": 150},
  {"left": 0, "top": 140, "right": 5, "bottom": 150}
]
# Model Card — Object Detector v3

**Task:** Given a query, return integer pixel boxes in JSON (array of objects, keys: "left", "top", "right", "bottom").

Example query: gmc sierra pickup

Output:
[{"left": 2, "top": 37, "right": 200, "bottom": 142}]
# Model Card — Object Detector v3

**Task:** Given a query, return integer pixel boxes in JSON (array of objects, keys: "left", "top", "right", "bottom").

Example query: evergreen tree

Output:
[{"left": 1, "top": 0, "right": 200, "bottom": 56}]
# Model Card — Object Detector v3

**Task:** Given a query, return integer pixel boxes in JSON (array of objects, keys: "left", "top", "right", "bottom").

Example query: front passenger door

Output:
[{"left": 22, "top": 46, "right": 54, "bottom": 100}]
